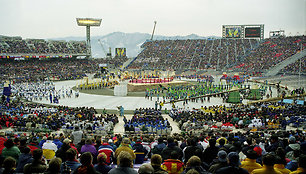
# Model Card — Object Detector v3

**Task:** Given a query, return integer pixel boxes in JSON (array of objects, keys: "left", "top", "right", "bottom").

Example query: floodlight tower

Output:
[{"left": 76, "top": 18, "right": 102, "bottom": 58}]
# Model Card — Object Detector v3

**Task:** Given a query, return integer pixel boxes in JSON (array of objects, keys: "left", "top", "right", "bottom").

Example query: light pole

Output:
[{"left": 76, "top": 18, "right": 102, "bottom": 58}]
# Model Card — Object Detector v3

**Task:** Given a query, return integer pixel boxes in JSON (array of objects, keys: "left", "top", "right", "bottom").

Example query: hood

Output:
[{"left": 289, "top": 144, "right": 300, "bottom": 150}]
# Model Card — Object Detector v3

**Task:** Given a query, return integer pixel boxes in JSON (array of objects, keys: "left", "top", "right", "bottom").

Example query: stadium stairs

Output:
[
  {"left": 265, "top": 49, "right": 306, "bottom": 77},
  {"left": 121, "top": 57, "right": 137, "bottom": 70}
]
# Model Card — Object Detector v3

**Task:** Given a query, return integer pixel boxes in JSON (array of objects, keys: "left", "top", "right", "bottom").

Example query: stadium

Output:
[{"left": 0, "top": 0, "right": 306, "bottom": 173}]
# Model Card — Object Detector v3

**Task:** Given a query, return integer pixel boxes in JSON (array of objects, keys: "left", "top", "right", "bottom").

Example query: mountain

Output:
[{"left": 49, "top": 32, "right": 220, "bottom": 58}]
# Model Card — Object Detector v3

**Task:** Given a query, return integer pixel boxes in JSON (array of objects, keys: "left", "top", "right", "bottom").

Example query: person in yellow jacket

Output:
[
  {"left": 42, "top": 137, "right": 58, "bottom": 161},
  {"left": 290, "top": 154, "right": 306, "bottom": 174},
  {"left": 274, "top": 148, "right": 291, "bottom": 174},
  {"left": 241, "top": 150, "right": 262, "bottom": 173},
  {"left": 252, "top": 154, "right": 282, "bottom": 174},
  {"left": 115, "top": 138, "right": 136, "bottom": 162}
]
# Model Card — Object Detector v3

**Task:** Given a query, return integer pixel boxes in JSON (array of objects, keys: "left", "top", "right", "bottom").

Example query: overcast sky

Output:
[{"left": 0, "top": 0, "right": 305, "bottom": 39}]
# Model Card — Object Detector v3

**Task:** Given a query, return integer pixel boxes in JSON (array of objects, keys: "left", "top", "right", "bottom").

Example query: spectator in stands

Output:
[
  {"left": 266, "top": 135, "right": 284, "bottom": 152},
  {"left": 60, "top": 148, "right": 81, "bottom": 172},
  {"left": 133, "top": 139, "right": 148, "bottom": 164},
  {"left": 0, "top": 157, "right": 16, "bottom": 174},
  {"left": 202, "top": 138, "right": 218, "bottom": 165},
  {"left": 215, "top": 152, "right": 248, "bottom": 174},
  {"left": 56, "top": 138, "right": 73, "bottom": 162},
  {"left": 94, "top": 152, "right": 112, "bottom": 174},
  {"left": 109, "top": 151, "right": 138, "bottom": 174},
  {"left": 115, "top": 138, "right": 136, "bottom": 162},
  {"left": 42, "top": 137, "right": 58, "bottom": 161},
  {"left": 273, "top": 147, "right": 291, "bottom": 174},
  {"left": 209, "top": 150, "right": 228, "bottom": 174},
  {"left": 151, "top": 137, "right": 166, "bottom": 156},
  {"left": 15, "top": 147, "right": 33, "bottom": 173},
  {"left": 72, "top": 126, "right": 83, "bottom": 145},
  {"left": 161, "top": 151, "right": 184, "bottom": 174},
  {"left": 151, "top": 154, "right": 167, "bottom": 174},
  {"left": 45, "top": 157, "right": 62, "bottom": 174},
  {"left": 53, "top": 135, "right": 63, "bottom": 149},
  {"left": 70, "top": 152, "right": 95, "bottom": 174},
  {"left": 1, "top": 138, "right": 21, "bottom": 162},
  {"left": 24, "top": 149, "right": 47, "bottom": 174},
  {"left": 81, "top": 138, "right": 97, "bottom": 157},
  {"left": 183, "top": 137, "right": 203, "bottom": 163},
  {"left": 28, "top": 137, "right": 39, "bottom": 152},
  {"left": 251, "top": 153, "right": 282, "bottom": 174},
  {"left": 240, "top": 149, "right": 262, "bottom": 173},
  {"left": 182, "top": 156, "right": 209, "bottom": 174},
  {"left": 98, "top": 138, "right": 115, "bottom": 165},
  {"left": 138, "top": 163, "right": 154, "bottom": 174},
  {"left": 161, "top": 137, "right": 183, "bottom": 161},
  {"left": 290, "top": 154, "right": 306, "bottom": 174}
]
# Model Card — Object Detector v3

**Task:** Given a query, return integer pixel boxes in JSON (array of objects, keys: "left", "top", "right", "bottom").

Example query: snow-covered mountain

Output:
[{"left": 50, "top": 32, "right": 220, "bottom": 58}]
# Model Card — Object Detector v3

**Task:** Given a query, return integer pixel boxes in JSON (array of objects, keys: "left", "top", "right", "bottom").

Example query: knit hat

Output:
[
  {"left": 122, "top": 138, "right": 131, "bottom": 144},
  {"left": 217, "top": 150, "right": 227, "bottom": 162},
  {"left": 253, "top": 146, "right": 262, "bottom": 156},
  {"left": 289, "top": 136, "right": 296, "bottom": 143},
  {"left": 97, "top": 152, "right": 107, "bottom": 162},
  {"left": 63, "top": 138, "right": 71, "bottom": 144},
  {"left": 228, "top": 152, "right": 241, "bottom": 166}
]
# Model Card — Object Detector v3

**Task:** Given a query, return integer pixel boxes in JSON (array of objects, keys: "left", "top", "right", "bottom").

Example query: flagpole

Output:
[{"left": 299, "top": 44, "right": 302, "bottom": 87}]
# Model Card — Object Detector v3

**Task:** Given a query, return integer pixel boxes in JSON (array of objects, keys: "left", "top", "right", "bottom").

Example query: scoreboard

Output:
[
  {"left": 245, "top": 27, "right": 261, "bottom": 38},
  {"left": 115, "top": 48, "right": 126, "bottom": 58},
  {"left": 222, "top": 24, "right": 264, "bottom": 39}
]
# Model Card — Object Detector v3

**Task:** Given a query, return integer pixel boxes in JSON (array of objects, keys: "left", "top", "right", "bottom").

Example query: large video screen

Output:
[
  {"left": 115, "top": 48, "right": 126, "bottom": 57},
  {"left": 225, "top": 28, "right": 241, "bottom": 38},
  {"left": 245, "top": 27, "right": 261, "bottom": 38}
]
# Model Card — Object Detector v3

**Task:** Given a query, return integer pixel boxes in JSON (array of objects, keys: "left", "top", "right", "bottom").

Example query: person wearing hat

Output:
[
  {"left": 42, "top": 137, "right": 58, "bottom": 161},
  {"left": 251, "top": 153, "right": 282, "bottom": 174},
  {"left": 285, "top": 136, "right": 300, "bottom": 160},
  {"left": 115, "top": 138, "right": 136, "bottom": 162},
  {"left": 98, "top": 139, "right": 115, "bottom": 165},
  {"left": 209, "top": 150, "right": 229, "bottom": 174},
  {"left": 94, "top": 152, "right": 112, "bottom": 173},
  {"left": 56, "top": 138, "right": 72, "bottom": 162},
  {"left": 215, "top": 152, "right": 248, "bottom": 174},
  {"left": 240, "top": 149, "right": 262, "bottom": 173}
]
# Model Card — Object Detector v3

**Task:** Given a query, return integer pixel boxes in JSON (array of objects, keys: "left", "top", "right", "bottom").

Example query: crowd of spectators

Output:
[
  {"left": 236, "top": 36, "right": 305, "bottom": 72},
  {"left": 0, "top": 58, "right": 127, "bottom": 83},
  {"left": 0, "top": 38, "right": 88, "bottom": 54},
  {"left": 0, "top": 123, "right": 305, "bottom": 173},
  {"left": 128, "top": 36, "right": 305, "bottom": 75},
  {"left": 281, "top": 57, "right": 306, "bottom": 74},
  {"left": 129, "top": 38, "right": 258, "bottom": 70},
  {"left": 0, "top": 96, "right": 118, "bottom": 135},
  {"left": 170, "top": 101, "right": 305, "bottom": 133}
]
